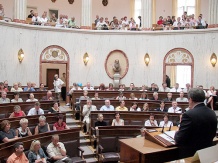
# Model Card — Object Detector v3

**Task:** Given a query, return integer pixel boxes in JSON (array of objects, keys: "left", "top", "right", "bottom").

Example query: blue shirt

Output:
[
  {"left": 100, "top": 105, "right": 114, "bottom": 111},
  {"left": 28, "top": 148, "right": 47, "bottom": 163},
  {"left": 23, "top": 87, "right": 35, "bottom": 92}
]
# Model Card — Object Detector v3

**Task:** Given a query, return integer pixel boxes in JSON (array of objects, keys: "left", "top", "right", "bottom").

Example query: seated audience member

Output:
[
  {"left": 32, "top": 12, "right": 41, "bottom": 25},
  {"left": 129, "top": 93, "right": 138, "bottom": 100},
  {"left": 140, "top": 85, "right": 148, "bottom": 92},
  {"left": 16, "top": 118, "right": 32, "bottom": 137},
  {"left": 41, "top": 91, "right": 55, "bottom": 101},
  {"left": 163, "top": 92, "right": 174, "bottom": 102},
  {"left": 97, "top": 83, "right": 106, "bottom": 91},
  {"left": 142, "top": 103, "right": 149, "bottom": 111},
  {"left": 122, "top": 16, "right": 129, "bottom": 26},
  {"left": 115, "top": 100, "right": 128, "bottom": 111},
  {"left": 47, "top": 134, "right": 72, "bottom": 162},
  {"left": 92, "top": 92, "right": 100, "bottom": 100},
  {"left": 116, "top": 91, "right": 126, "bottom": 100},
  {"left": 156, "top": 101, "right": 168, "bottom": 112},
  {"left": 136, "top": 128, "right": 145, "bottom": 138},
  {"left": 159, "top": 114, "right": 173, "bottom": 127},
  {"left": 48, "top": 102, "right": 60, "bottom": 113},
  {"left": 34, "top": 115, "right": 50, "bottom": 135},
  {"left": 112, "top": 112, "right": 124, "bottom": 126},
  {"left": 9, "top": 105, "right": 26, "bottom": 118},
  {"left": 11, "top": 92, "right": 23, "bottom": 103},
  {"left": 144, "top": 114, "right": 158, "bottom": 127},
  {"left": 173, "top": 17, "right": 184, "bottom": 28},
  {"left": 50, "top": 13, "right": 57, "bottom": 23},
  {"left": 130, "top": 102, "right": 141, "bottom": 111},
  {"left": 183, "top": 83, "right": 191, "bottom": 93},
  {"left": 159, "top": 83, "right": 170, "bottom": 92},
  {"left": 170, "top": 83, "right": 182, "bottom": 92},
  {"left": 27, "top": 102, "right": 44, "bottom": 116},
  {"left": 110, "top": 18, "right": 120, "bottom": 30},
  {"left": 95, "top": 114, "right": 107, "bottom": 129},
  {"left": 28, "top": 10, "right": 34, "bottom": 18},
  {"left": 139, "top": 92, "right": 149, "bottom": 100},
  {"left": 10, "top": 83, "right": 23, "bottom": 92},
  {"left": 28, "top": 140, "right": 47, "bottom": 163},
  {"left": 150, "top": 92, "right": 160, "bottom": 101},
  {"left": 129, "top": 19, "right": 137, "bottom": 30},
  {"left": 106, "top": 83, "right": 115, "bottom": 91},
  {"left": 148, "top": 83, "right": 158, "bottom": 92},
  {"left": 23, "top": 82, "right": 35, "bottom": 92},
  {"left": 66, "top": 83, "right": 82, "bottom": 106},
  {"left": 4, "top": 80, "right": 11, "bottom": 92},
  {"left": 26, "top": 93, "right": 38, "bottom": 102},
  {"left": 53, "top": 114, "right": 70, "bottom": 131},
  {"left": 166, "top": 16, "right": 173, "bottom": 25},
  {"left": 118, "top": 84, "right": 125, "bottom": 91},
  {"left": 168, "top": 101, "right": 182, "bottom": 113},
  {"left": 7, "top": 142, "right": 29, "bottom": 163},
  {"left": 82, "top": 99, "right": 97, "bottom": 134},
  {"left": 195, "top": 16, "right": 206, "bottom": 28},
  {"left": 83, "top": 82, "right": 94, "bottom": 90},
  {"left": 100, "top": 99, "right": 115, "bottom": 111},
  {"left": 18, "top": 82, "right": 22, "bottom": 88},
  {"left": 104, "top": 17, "right": 109, "bottom": 25},
  {"left": 94, "top": 15, "right": 100, "bottom": 25},
  {"left": 176, "top": 91, "right": 188, "bottom": 102},
  {"left": 68, "top": 17, "right": 77, "bottom": 28},
  {"left": 0, "top": 91, "right": 10, "bottom": 103},
  {"left": 38, "top": 83, "right": 47, "bottom": 91},
  {"left": 79, "top": 90, "right": 89, "bottom": 102},
  {"left": 157, "top": 16, "right": 164, "bottom": 25},
  {"left": 206, "top": 86, "right": 217, "bottom": 110},
  {"left": 31, "top": 82, "right": 37, "bottom": 88},
  {"left": 0, "top": 120, "right": 18, "bottom": 143},
  {"left": 40, "top": 12, "right": 48, "bottom": 25},
  {"left": 128, "top": 83, "right": 136, "bottom": 91},
  {"left": 0, "top": 82, "right": 8, "bottom": 92}
]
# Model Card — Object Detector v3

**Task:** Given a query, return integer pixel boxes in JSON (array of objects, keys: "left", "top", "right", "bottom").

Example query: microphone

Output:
[
  {"left": 168, "top": 122, "right": 173, "bottom": 131},
  {"left": 161, "top": 125, "right": 165, "bottom": 133}
]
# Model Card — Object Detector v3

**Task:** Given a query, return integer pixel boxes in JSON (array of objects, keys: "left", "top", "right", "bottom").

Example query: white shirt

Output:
[
  {"left": 40, "top": 17, "right": 48, "bottom": 24},
  {"left": 159, "top": 121, "right": 173, "bottom": 127},
  {"left": 130, "top": 107, "right": 141, "bottom": 111},
  {"left": 168, "top": 107, "right": 182, "bottom": 113},
  {"left": 100, "top": 105, "right": 115, "bottom": 111},
  {"left": 176, "top": 97, "right": 188, "bottom": 102},
  {"left": 170, "top": 88, "right": 182, "bottom": 92},
  {"left": 27, "top": 108, "right": 44, "bottom": 116},
  {"left": 26, "top": 99, "right": 38, "bottom": 102},
  {"left": 195, "top": 19, "right": 206, "bottom": 26},
  {"left": 144, "top": 120, "right": 158, "bottom": 127},
  {"left": 83, "top": 86, "right": 94, "bottom": 90},
  {"left": 53, "top": 78, "right": 64, "bottom": 93},
  {"left": 173, "top": 21, "right": 184, "bottom": 27},
  {"left": 159, "top": 87, "right": 170, "bottom": 92},
  {"left": 96, "top": 21, "right": 107, "bottom": 29},
  {"left": 32, "top": 16, "right": 41, "bottom": 22}
]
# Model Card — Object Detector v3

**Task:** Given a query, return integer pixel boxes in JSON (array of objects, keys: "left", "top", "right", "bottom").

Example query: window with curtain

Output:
[
  {"left": 134, "top": 0, "right": 141, "bottom": 25},
  {"left": 177, "top": 0, "right": 195, "bottom": 17}
]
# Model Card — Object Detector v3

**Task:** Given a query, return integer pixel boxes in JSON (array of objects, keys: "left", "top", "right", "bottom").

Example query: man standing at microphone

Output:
[{"left": 53, "top": 74, "right": 64, "bottom": 101}]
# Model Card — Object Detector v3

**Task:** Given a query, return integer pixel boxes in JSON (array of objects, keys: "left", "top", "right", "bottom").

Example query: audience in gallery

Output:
[
  {"left": 0, "top": 82, "right": 8, "bottom": 92},
  {"left": 28, "top": 140, "right": 47, "bottom": 163},
  {"left": 7, "top": 142, "right": 29, "bottom": 163},
  {"left": 27, "top": 102, "right": 44, "bottom": 116},
  {"left": 16, "top": 118, "right": 32, "bottom": 137},
  {"left": 91, "top": 92, "right": 100, "bottom": 100},
  {"left": 170, "top": 83, "right": 182, "bottom": 92},
  {"left": 129, "top": 93, "right": 138, "bottom": 100},
  {"left": 128, "top": 83, "right": 136, "bottom": 91},
  {"left": 10, "top": 83, "right": 23, "bottom": 92},
  {"left": 83, "top": 82, "right": 94, "bottom": 90},
  {"left": 168, "top": 101, "right": 182, "bottom": 113},
  {"left": 9, "top": 105, "right": 26, "bottom": 118},
  {"left": 129, "top": 102, "right": 141, "bottom": 111},
  {"left": 23, "top": 82, "right": 35, "bottom": 92},
  {"left": 156, "top": 101, "right": 168, "bottom": 112},
  {"left": 26, "top": 93, "right": 38, "bottom": 102},
  {"left": 159, "top": 83, "right": 170, "bottom": 92},
  {"left": 159, "top": 114, "right": 173, "bottom": 127},
  {"left": 139, "top": 92, "right": 149, "bottom": 100},
  {"left": 106, "top": 83, "right": 115, "bottom": 91},
  {"left": 41, "top": 90, "right": 55, "bottom": 101},
  {"left": 112, "top": 112, "right": 124, "bottom": 126},
  {"left": 100, "top": 99, "right": 115, "bottom": 111},
  {"left": 150, "top": 92, "right": 160, "bottom": 101},
  {"left": 115, "top": 100, "right": 128, "bottom": 111},
  {"left": 48, "top": 101, "right": 60, "bottom": 113},
  {"left": 116, "top": 92, "right": 127, "bottom": 101},
  {"left": 144, "top": 114, "right": 158, "bottom": 127},
  {"left": 53, "top": 114, "right": 70, "bottom": 131},
  {"left": 0, "top": 91, "right": 10, "bottom": 103},
  {"left": 0, "top": 120, "right": 18, "bottom": 143},
  {"left": 34, "top": 115, "right": 50, "bottom": 135},
  {"left": 11, "top": 92, "right": 23, "bottom": 103}
]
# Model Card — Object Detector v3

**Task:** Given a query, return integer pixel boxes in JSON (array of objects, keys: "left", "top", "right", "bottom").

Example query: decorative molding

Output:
[
  {"left": 105, "top": 50, "right": 129, "bottom": 79},
  {"left": 102, "top": 0, "right": 108, "bottom": 6},
  {"left": 51, "top": 0, "right": 56, "bottom": 3}
]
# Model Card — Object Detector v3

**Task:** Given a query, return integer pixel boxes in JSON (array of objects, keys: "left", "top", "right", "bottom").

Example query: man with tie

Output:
[
  {"left": 159, "top": 83, "right": 170, "bottom": 92},
  {"left": 168, "top": 101, "right": 182, "bottom": 113},
  {"left": 0, "top": 91, "right": 10, "bottom": 103},
  {"left": 27, "top": 102, "right": 44, "bottom": 116}
]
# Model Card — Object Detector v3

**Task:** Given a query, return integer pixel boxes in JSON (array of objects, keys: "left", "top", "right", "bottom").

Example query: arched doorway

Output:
[
  {"left": 39, "top": 45, "right": 70, "bottom": 93},
  {"left": 163, "top": 48, "right": 194, "bottom": 88}
]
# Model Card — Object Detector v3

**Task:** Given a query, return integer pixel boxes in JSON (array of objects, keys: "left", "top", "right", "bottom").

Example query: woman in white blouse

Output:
[
  {"left": 111, "top": 112, "right": 124, "bottom": 126},
  {"left": 130, "top": 102, "right": 141, "bottom": 111},
  {"left": 159, "top": 114, "right": 173, "bottom": 127},
  {"left": 144, "top": 114, "right": 158, "bottom": 127}
]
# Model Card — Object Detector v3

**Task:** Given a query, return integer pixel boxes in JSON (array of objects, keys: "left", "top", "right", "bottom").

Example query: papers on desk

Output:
[
  {"left": 158, "top": 133, "right": 175, "bottom": 145},
  {"left": 164, "top": 131, "right": 176, "bottom": 139}
]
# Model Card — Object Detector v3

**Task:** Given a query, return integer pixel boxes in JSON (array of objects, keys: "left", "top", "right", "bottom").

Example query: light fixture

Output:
[
  {"left": 83, "top": 52, "right": 89, "bottom": 66},
  {"left": 210, "top": 53, "right": 217, "bottom": 67},
  {"left": 18, "top": 49, "right": 24, "bottom": 63},
  {"left": 144, "top": 53, "right": 150, "bottom": 66}
]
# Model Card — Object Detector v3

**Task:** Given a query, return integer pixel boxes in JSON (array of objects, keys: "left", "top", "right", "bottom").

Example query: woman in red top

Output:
[
  {"left": 0, "top": 82, "right": 8, "bottom": 92},
  {"left": 53, "top": 114, "right": 70, "bottom": 131},
  {"left": 9, "top": 105, "right": 26, "bottom": 118}
]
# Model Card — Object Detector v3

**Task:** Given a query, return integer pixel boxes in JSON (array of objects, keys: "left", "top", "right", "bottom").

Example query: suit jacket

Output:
[
  {"left": 156, "top": 107, "right": 168, "bottom": 112},
  {"left": 0, "top": 98, "right": 10, "bottom": 103},
  {"left": 174, "top": 103, "right": 217, "bottom": 158}
]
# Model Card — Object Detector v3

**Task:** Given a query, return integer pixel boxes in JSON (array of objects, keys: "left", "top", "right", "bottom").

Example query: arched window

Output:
[
  {"left": 134, "top": 0, "right": 141, "bottom": 25},
  {"left": 177, "top": 0, "right": 195, "bottom": 17}
]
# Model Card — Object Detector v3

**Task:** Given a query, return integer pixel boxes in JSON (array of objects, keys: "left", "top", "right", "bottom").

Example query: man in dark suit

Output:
[{"left": 174, "top": 88, "right": 217, "bottom": 158}]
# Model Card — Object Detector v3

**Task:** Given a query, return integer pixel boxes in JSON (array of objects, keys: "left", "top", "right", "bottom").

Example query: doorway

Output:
[{"left": 47, "top": 69, "right": 59, "bottom": 90}]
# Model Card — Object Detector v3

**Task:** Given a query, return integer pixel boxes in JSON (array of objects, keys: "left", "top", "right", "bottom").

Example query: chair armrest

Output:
[
  {"left": 98, "top": 144, "right": 104, "bottom": 154},
  {"left": 78, "top": 147, "right": 84, "bottom": 159}
]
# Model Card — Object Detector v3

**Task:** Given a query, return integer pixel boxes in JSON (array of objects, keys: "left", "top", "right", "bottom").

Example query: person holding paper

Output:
[{"left": 174, "top": 88, "right": 217, "bottom": 158}]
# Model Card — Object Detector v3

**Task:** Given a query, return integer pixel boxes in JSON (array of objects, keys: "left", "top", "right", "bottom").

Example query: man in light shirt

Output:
[
  {"left": 0, "top": 91, "right": 10, "bottom": 103},
  {"left": 170, "top": 83, "right": 182, "bottom": 92},
  {"left": 100, "top": 100, "right": 115, "bottom": 111},
  {"left": 159, "top": 83, "right": 170, "bottom": 92},
  {"left": 168, "top": 101, "right": 182, "bottom": 113},
  {"left": 53, "top": 74, "right": 64, "bottom": 100},
  {"left": 27, "top": 102, "right": 44, "bottom": 116},
  {"left": 83, "top": 82, "right": 94, "bottom": 90},
  {"left": 176, "top": 91, "right": 188, "bottom": 102}
]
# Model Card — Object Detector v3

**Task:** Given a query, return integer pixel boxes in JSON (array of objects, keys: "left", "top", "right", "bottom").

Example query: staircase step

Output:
[
  {"left": 80, "top": 146, "right": 96, "bottom": 159},
  {"left": 85, "top": 158, "right": 98, "bottom": 163},
  {"left": 80, "top": 139, "right": 91, "bottom": 146}
]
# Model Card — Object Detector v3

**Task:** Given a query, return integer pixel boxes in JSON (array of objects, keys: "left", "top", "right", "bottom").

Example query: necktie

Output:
[{"left": 36, "top": 110, "right": 39, "bottom": 115}]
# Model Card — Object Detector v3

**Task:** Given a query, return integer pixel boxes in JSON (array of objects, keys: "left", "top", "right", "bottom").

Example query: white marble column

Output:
[
  {"left": 208, "top": 0, "right": 218, "bottom": 24},
  {"left": 81, "top": 0, "right": 92, "bottom": 29},
  {"left": 141, "top": 0, "right": 152, "bottom": 28},
  {"left": 14, "top": 0, "right": 27, "bottom": 20}
]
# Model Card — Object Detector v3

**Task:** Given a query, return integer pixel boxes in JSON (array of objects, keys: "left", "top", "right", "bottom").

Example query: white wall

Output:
[
  {"left": 0, "top": 0, "right": 13, "bottom": 19},
  {"left": 155, "top": 0, "right": 173, "bottom": 21},
  {"left": 200, "top": 0, "right": 209, "bottom": 22},
  {"left": 0, "top": 22, "right": 218, "bottom": 89}
]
